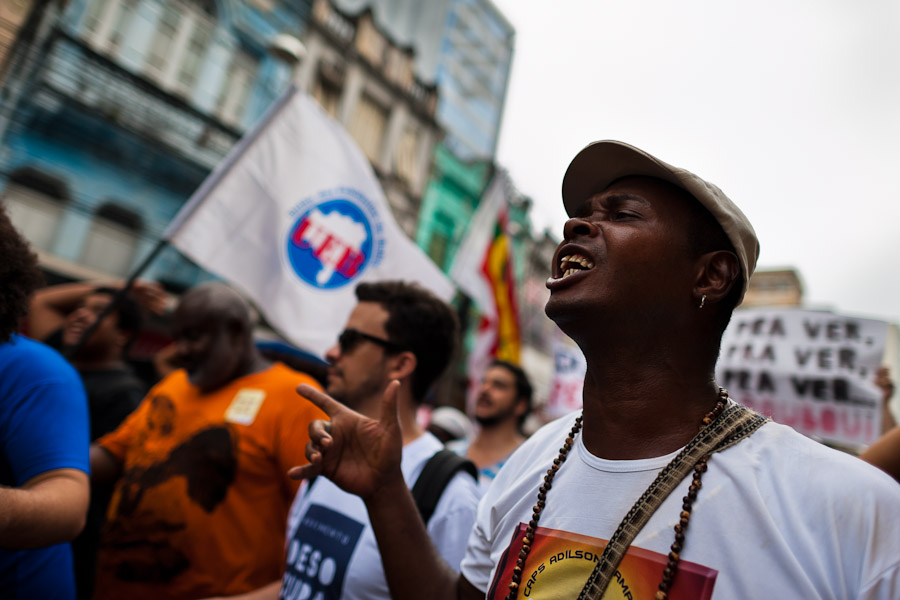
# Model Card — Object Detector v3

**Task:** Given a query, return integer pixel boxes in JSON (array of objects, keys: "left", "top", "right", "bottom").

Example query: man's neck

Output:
[
  {"left": 467, "top": 420, "right": 525, "bottom": 470},
  {"left": 576, "top": 336, "right": 721, "bottom": 461}
]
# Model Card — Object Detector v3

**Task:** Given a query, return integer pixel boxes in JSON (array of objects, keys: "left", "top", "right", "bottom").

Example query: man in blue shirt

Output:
[{"left": 0, "top": 205, "right": 90, "bottom": 599}]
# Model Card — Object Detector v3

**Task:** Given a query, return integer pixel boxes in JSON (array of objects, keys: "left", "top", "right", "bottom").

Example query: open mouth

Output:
[{"left": 557, "top": 253, "right": 595, "bottom": 279}]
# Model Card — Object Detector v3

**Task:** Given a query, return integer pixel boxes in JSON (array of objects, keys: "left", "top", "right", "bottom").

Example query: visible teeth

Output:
[{"left": 559, "top": 254, "right": 594, "bottom": 276}]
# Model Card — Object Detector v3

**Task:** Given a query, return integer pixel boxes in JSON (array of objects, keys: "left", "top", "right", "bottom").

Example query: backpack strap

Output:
[{"left": 412, "top": 449, "right": 478, "bottom": 524}]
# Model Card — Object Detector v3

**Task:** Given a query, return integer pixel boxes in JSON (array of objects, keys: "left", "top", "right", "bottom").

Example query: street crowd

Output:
[{"left": 2, "top": 141, "right": 899, "bottom": 599}]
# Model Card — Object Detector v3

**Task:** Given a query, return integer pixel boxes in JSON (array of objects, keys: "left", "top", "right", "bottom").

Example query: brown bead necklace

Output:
[{"left": 504, "top": 389, "right": 728, "bottom": 600}]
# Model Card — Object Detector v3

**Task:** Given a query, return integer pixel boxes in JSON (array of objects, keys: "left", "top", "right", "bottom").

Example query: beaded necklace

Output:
[{"left": 504, "top": 388, "right": 729, "bottom": 600}]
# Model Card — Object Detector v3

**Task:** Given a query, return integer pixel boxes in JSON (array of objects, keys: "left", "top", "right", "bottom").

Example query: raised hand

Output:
[
  {"left": 130, "top": 279, "right": 169, "bottom": 315},
  {"left": 289, "top": 381, "right": 404, "bottom": 500}
]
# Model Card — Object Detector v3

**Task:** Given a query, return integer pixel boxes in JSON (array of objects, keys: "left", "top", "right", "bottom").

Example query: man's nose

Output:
[
  {"left": 324, "top": 343, "right": 341, "bottom": 365},
  {"left": 562, "top": 217, "right": 597, "bottom": 240}
]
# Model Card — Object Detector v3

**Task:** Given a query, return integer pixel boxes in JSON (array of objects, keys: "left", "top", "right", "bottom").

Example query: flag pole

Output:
[{"left": 66, "top": 85, "right": 303, "bottom": 358}]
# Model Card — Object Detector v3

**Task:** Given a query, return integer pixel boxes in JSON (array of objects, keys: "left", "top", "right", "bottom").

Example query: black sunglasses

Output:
[{"left": 338, "top": 328, "right": 407, "bottom": 353}]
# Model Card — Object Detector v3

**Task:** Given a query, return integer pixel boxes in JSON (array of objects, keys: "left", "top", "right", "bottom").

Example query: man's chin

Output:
[{"left": 474, "top": 414, "right": 503, "bottom": 428}]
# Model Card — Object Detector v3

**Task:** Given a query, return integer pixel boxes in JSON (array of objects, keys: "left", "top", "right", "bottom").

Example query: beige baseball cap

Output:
[{"left": 561, "top": 140, "right": 759, "bottom": 303}]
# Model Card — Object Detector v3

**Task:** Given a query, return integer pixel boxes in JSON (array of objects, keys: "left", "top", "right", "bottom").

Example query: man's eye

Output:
[
  {"left": 573, "top": 203, "right": 594, "bottom": 219},
  {"left": 613, "top": 211, "right": 638, "bottom": 220}
]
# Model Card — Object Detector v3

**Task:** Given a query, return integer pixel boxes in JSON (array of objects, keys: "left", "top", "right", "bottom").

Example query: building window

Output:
[
  {"left": 394, "top": 126, "right": 419, "bottom": 185},
  {"left": 82, "top": 0, "right": 215, "bottom": 97},
  {"left": 348, "top": 94, "right": 387, "bottom": 163},
  {"left": 427, "top": 212, "right": 454, "bottom": 270},
  {"left": 106, "top": 0, "right": 138, "bottom": 55},
  {"left": 82, "top": 0, "right": 110, "bottom": 35},
  {"left": 1, "top": 168, "right": 70, "bottom": 253},
  {"left": 80, "top": 203, "right": 143, "bottom": 276},
  {"left": 176, "top": 17, "right": 213, "bottom": 90},
  {"left": 312, "top": 77, "right": 340, "bottom": 118},
  {"left": 216, "top": 50, "right": 258, "bottom": 127},
  {"left": 427, "top": 230, "right": 449, "bottom": 270},
  {"left": 146, "top": 4, "right": 181, "bottom": 72},
  {"left": 145, "top": 0, "right": 215, "bottom": 95}
]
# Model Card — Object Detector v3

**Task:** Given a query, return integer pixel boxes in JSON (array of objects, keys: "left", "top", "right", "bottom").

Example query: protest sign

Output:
[
  {"left": 545, "top": 340, "right": 587, "bottom": 419},
  {"left": 716, "top": 308, "right": 888, "bottom": 448}
]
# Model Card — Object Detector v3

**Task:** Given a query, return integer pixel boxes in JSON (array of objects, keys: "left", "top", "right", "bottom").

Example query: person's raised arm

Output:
[
  {"left": 26, "top": 279, "right": 168, "bottom": 341},
  {"left": 27, "top": 281, "right": 101, "bottom": 340},
  {"left": 0, "top": 468, "right": 89, "bottom": 548},
  {"left": 289, "top": 382, "right": 483, "bottom": 600}
]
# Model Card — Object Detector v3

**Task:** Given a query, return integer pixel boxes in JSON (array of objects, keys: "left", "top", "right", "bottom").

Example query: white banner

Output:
[
  {"left": 545, "top": 340, "right": 587, "bottom": 419},
  {"left": 164, "top": 87, "right": 454, "bottom": 356},
  {"left": 716, "top": 308, "right": 889, "bottom": 448}
]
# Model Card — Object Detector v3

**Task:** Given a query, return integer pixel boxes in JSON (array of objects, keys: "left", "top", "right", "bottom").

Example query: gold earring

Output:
[{"left": 699, "top": 294, "right": 706, "bottom": 309}]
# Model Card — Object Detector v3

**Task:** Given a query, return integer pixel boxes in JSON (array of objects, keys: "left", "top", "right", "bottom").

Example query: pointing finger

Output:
[{"left": 297, "top": 384, "right": 344, "bottom": 417}]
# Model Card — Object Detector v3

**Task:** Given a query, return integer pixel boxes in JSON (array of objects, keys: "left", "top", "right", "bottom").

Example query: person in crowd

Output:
[
  {"left": 89, "top": 282, "right": 327, "bottom": 600},
  {"left": 449, "top": 360, "right": 532, "bottom": 489},
  {"left": 27, "top": 279, "right": 166, "bottom": 438},
  {"left": 428, "top": 405, "right": 475, "bottom": 444},
  {"left": 860, "top": 366, "right": 900, "bottom": 482},
  {"left": 222, "top": 281, "right": 479, "bottom": 600},
  {"left": 876, "top": 365, "right": 896, "bottom": 433},
  {"left": 27, "top": 280, "right": 165, "bottom": 598},
  {"left": 0, "top": 205, "right": 90, "bottom": 599},
  {"left": 290, "top": 140, "right": 900, "bottom": 599}
]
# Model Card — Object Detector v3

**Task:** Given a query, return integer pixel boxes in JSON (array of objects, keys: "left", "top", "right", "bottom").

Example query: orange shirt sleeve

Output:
[
  {"left": 95, "top": 373, "right": 181, "bottom": 461},
  {"left": 96, "top": 391, "right": 149, "bottom": 461}
]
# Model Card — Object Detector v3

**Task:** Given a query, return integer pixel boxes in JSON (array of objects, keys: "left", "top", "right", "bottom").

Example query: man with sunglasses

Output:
[{"left": 248, "top": 281, "right": 478, "bottom": 600}]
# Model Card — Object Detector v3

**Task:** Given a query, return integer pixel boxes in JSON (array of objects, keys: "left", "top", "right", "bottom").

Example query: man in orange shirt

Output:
[{"left": 89, "top": 282, "right": 327, "bottom": 600}]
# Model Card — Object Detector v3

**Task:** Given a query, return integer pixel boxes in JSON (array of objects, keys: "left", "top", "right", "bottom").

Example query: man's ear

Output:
[
  {"left": 387, "top": 351, "right": 417, "bottom": 382},
  {"left": 514, "top": 397, "right": 529, "bottom": 419},
  {"left": 693, "top": 250, "right": 740, "bottom": 304}
]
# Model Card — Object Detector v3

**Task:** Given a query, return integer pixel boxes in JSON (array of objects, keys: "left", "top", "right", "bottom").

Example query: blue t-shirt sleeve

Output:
[{"left": 0, "top": 337, "right": 90, "bottom": 485}]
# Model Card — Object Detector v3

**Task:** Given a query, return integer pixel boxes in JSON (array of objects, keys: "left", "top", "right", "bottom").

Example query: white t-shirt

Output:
[
  {"left": 281, "top": 432, "right": 480, "bottom": 600},
  {"left": 461, "top": 410, "right": 900, "bottom": 599}
]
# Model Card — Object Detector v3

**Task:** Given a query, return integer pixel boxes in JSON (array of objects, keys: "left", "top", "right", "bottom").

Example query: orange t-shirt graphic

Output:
[
  {"left": 94, "top": 363, "right": 326, "bottom": 600},
  {"left": 488, "top": 524, "right": 717, "bottom": 599}
]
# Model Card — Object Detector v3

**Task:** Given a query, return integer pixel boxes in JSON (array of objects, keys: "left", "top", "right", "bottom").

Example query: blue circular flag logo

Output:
[{"left": 286, "top": 196, "right": 378, "bottom": 289}]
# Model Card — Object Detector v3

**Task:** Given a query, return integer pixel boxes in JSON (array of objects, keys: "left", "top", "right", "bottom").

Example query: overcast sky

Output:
[{"left": 490, "top": 0, "right": 900, "bottom": 325}]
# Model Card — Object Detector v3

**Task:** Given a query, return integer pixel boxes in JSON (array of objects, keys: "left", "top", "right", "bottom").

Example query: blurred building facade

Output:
[
  {"left": 0, "top": 0, "right": 441, "bottom": 288},
  {"left": 0, "top": 0, "right": 313, "bottom": 289},
  {"left": 333, "top": 0, "right": 513, "bottom": 161},
  {"left": 290, "top": 0, "right": 442, "bottom": 237}
]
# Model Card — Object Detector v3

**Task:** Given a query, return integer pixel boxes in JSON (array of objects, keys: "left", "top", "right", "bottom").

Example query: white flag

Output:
[
  {"left": 448, "top": 172, "right": 521, "bottom": 411},
  {"left": 164, "top": 86, "right": 454, "bottom": 356}
]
